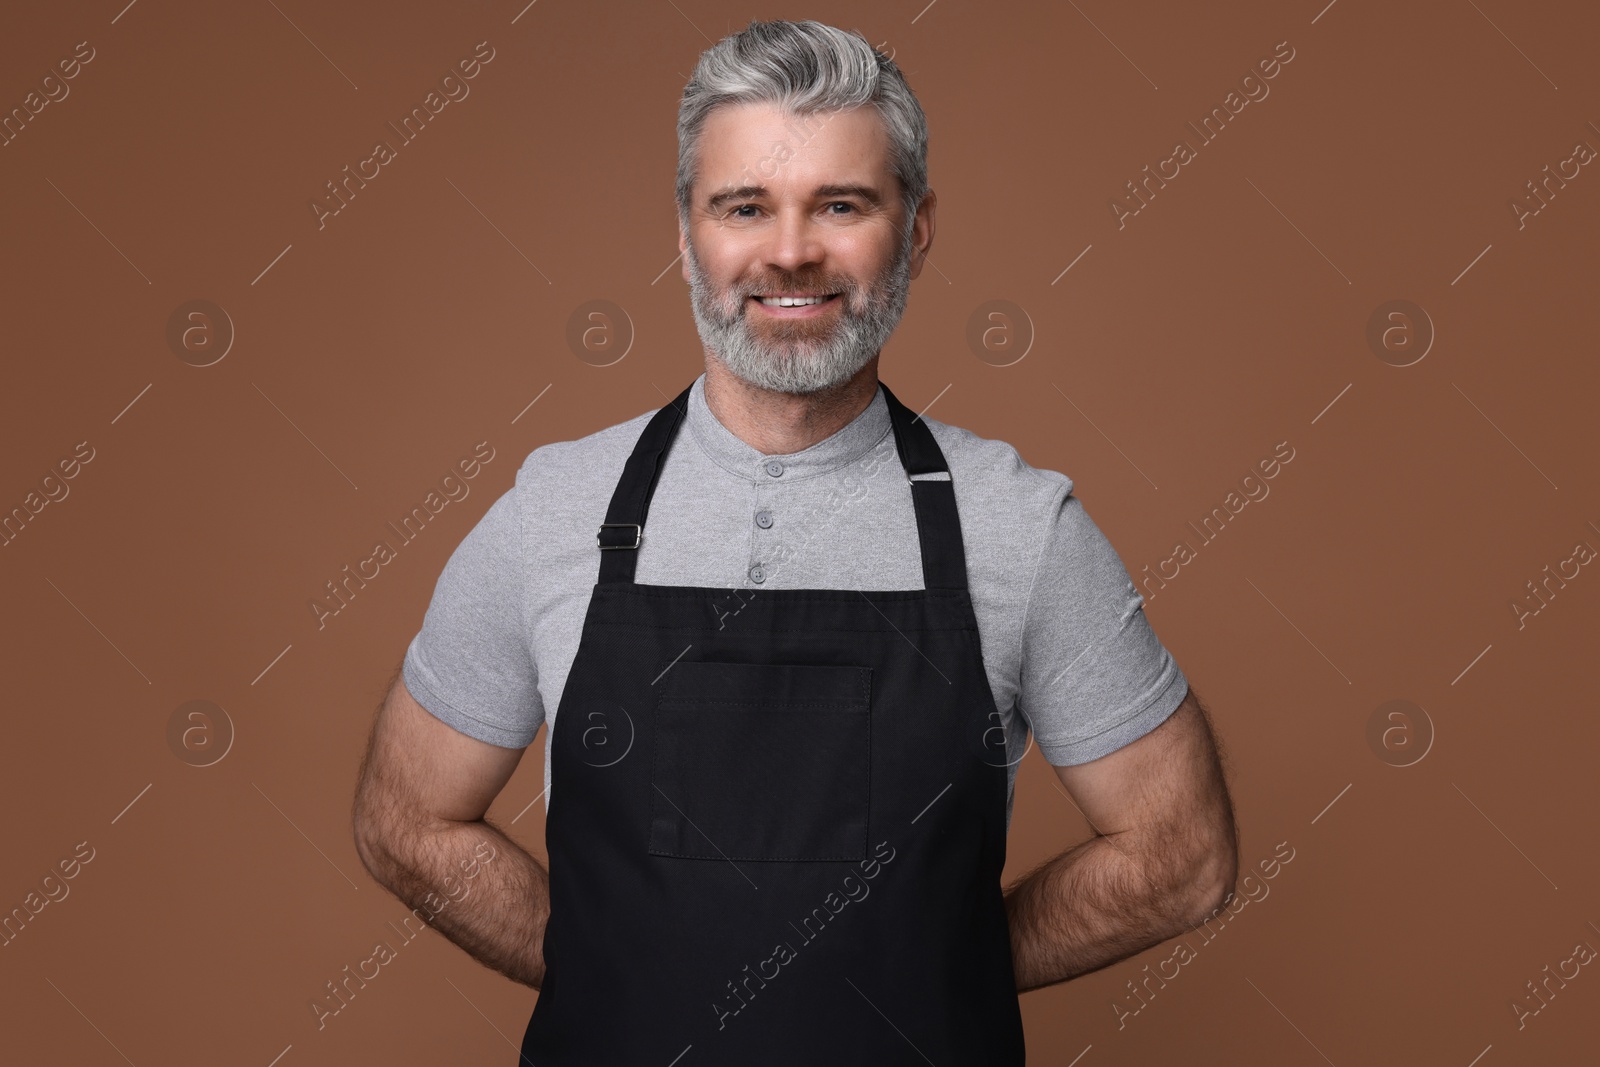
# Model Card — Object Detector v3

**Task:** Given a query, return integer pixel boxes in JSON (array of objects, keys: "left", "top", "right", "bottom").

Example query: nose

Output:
[{"left": 763, "top": 204, "right": 825, "bottom": 277}]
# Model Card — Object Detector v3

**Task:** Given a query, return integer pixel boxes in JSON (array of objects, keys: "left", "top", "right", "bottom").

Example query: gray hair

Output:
[{"left": 675, "top": 19, "right": 929, "bottom": 242}]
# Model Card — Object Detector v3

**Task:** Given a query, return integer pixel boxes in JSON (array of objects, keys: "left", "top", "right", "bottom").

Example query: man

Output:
[{"left": 353, "top": 18, "right": 1237, "bottom": 1064}]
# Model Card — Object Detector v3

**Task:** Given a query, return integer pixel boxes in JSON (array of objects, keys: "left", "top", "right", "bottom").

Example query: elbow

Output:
[
  {"left": 351, "top": 791, "right": 441, "bottom": 890},
  {"left": 1183, "top": 840, "right": 1239, "bottom": 927},
  {"left": 351, "top": 814, "right": 380, "bottom": 879},
  {"left": 350, "top": 796, "right": 394, "bottom": 883}
]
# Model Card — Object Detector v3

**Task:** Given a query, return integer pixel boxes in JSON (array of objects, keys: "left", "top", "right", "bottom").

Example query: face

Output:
[{"left": 680, "top": 101, "right": 934, "bottom": 395}]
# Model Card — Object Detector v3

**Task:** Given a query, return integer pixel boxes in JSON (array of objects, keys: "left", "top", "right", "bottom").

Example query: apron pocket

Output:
[{"left": 648, "top": 660, "right": 872, "bottom": 862}]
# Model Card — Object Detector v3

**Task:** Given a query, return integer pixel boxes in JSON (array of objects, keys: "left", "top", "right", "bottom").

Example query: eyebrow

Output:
[{"left": 705, "top": 183, "right": 885, "bottom": 213}]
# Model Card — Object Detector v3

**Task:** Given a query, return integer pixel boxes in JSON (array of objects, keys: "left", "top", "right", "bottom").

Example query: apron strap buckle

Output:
[{"left": 597, "top": 523, "right": 641, "bottom": 550}]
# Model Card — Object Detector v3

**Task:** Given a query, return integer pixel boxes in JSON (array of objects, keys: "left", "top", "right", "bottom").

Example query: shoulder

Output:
[
  {"left": 509, "top": 404, "right": 658, "bottom": 505},
  {"left": 915, "top": 413, "right": 1087, "bottom": 626},
  {"left": 920, "top": 412, "right": 1074, "bottom": 521},
  {"left": 480, "top": 402, "right": 661, "bottom": 556}
]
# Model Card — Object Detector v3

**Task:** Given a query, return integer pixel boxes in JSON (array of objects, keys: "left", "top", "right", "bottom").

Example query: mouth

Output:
[{"left": 748, "top": 292, "right": 843, "bottom": 317}]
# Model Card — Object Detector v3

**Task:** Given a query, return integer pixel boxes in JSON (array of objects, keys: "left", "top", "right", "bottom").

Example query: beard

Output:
[{"left": 684, "top": 222, "right": 916, "bottom": 395}]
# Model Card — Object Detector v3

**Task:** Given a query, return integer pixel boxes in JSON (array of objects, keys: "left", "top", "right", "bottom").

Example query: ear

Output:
[{"left": 907, "top": 189, "right": 937, "bottom": 282}]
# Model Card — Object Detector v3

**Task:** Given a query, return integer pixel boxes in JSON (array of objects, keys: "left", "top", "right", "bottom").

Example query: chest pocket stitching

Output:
[{"left": 646, "top": 661, "right": 872, "bottom": 862}]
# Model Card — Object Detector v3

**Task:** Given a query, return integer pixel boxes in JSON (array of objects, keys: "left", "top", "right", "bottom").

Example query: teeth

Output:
[{"left": 759, "top": 294, "right": 834, "bottom": 307}]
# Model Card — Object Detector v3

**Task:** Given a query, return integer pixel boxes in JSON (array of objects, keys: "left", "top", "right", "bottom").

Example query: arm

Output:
[
  {"left": 1003, "top": 685, "right": 1238, "bottom": 993},
  {"left": 351, "top": 664, "right": 550, "bottom": 989}
]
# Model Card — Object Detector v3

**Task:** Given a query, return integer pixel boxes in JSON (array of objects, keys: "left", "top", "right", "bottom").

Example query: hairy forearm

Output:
[
  {"left": 357, "top": 815, "right": 549, "bottom": 989},
  {"left": 1004, "top": 832, "right": 1213, "bottom": 994}
]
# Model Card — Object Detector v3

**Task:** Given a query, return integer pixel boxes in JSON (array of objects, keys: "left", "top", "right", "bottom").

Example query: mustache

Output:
[{"left": 739, "top": 281, "right": 853, "bottom": 297}]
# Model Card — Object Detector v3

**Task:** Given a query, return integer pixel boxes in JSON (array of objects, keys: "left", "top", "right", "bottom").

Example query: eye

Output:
[
  {"left": 732, "top": 204, "right": 758, "bottom": 218},
  {"left": 826, "top": 202, "right": 856, "bottom": 215}
]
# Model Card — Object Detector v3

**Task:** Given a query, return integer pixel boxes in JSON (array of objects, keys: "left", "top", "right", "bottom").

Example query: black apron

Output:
[{"left": 519, "top": 379, "right": 1026, "bottom": 1065}]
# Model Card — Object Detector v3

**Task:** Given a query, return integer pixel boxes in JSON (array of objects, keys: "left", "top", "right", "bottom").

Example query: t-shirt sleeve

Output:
[
  {"left": 1018, "top": 481, "right": 1189, "bottom": 765},
  {"left": 401, "top": 474, "right": 543, "bottom": 749}
]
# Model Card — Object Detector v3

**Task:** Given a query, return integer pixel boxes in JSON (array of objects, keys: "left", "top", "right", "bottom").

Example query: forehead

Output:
[{"left": 695, "top": 101, "right": 893, "bottom": 194}]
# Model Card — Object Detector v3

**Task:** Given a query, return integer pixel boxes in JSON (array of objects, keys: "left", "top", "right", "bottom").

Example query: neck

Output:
[{"left": 701, "top": 355, "right": 881, "bottom": 456}]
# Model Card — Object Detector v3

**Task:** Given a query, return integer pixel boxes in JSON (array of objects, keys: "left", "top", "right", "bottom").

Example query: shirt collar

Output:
[{"left": 684, "top": 371, "right": 894, "bottom": 482}]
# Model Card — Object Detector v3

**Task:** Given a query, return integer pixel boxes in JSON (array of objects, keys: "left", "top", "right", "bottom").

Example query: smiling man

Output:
[
  {"left": 353, "top": 18, "right": 1238, "bottom": 1065},
  {"left": 683, "top": 102, "right": 913, "bottom": 402}
]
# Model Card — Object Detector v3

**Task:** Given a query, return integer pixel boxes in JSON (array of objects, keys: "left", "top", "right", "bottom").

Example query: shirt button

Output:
[
  {"left": 754, "top": 510, "right": 773, "bottom": 529},
  {"left": 749, "top": 563, "right": 766, "bottom": 584},
  {"left": 765, "top": 460, "right": 784, "bottom": 477}
]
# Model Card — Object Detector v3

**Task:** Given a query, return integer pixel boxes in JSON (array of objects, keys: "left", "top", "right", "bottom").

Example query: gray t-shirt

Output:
[{"left": 402, "top": 372, "right": 1188, "bottom": 831}]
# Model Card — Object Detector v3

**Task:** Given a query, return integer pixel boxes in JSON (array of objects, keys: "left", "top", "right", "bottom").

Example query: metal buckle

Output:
[{"left": 597, "top": 523, "right": 641, "bottom": 550}]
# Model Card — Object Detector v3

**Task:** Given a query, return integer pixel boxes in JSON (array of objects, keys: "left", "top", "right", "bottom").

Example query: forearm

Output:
[
  {"left": 1004, "top": 832, "right": 1208, "bottom": 994},
  {"left": 358, "top": 815, "right": 549, "bottom": 989}
]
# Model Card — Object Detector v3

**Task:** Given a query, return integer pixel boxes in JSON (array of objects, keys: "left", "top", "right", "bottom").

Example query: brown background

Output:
[{"left": 3, "top": 0, "right": 1597, "bottom": 1063}]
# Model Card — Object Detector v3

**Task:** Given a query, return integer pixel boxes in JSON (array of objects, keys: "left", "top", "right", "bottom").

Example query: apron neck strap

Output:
[{"left": 595, "top": 379, "right": 969, "bottom": 593}]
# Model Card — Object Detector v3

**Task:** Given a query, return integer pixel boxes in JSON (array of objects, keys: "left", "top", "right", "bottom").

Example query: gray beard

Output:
[{"left": 685, "top": 224, "right": 916, "bottom": 395}]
